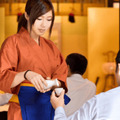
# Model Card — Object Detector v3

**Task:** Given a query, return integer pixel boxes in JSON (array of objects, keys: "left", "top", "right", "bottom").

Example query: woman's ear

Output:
[{"left": 24, "top": 12, "right": 29, "bottom": 21}]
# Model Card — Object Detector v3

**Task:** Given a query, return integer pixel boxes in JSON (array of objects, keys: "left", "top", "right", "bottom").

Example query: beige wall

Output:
[
  {"left": 61, "top": 16, "right": 87, "bottom": 58},
  {"left": 0, "top": 7, "right": 5, "bottom": 47},
  {"left": 88, "top": 8, "right": 119, "bottom": 94}
]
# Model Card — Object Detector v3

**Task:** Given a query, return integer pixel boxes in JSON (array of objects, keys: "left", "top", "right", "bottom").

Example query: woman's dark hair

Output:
[
  {"left": 66, "top": 53, "right": 88, "bottom": 75},
  {"left": 17, "top": 0, "right": 55, "bottom": 37}
]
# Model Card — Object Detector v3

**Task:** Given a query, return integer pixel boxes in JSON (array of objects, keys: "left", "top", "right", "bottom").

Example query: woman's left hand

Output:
[{"left": 45, "top": 77, "right": 61, "bottom": 91}]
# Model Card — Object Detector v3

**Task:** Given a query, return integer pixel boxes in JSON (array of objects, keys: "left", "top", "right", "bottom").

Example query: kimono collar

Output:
[{"left": 18, "top": 27, "right": 41, "bottom": 46}]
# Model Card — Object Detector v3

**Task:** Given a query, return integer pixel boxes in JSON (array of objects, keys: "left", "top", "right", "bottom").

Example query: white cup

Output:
[
  {"left": 43, "top": 79, "right": 59, "bottom": 90},
  {"left": 55, "top": 88, "right": 63, "bottom": 96}
]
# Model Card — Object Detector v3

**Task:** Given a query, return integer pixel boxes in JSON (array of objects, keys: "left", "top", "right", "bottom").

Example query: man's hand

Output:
[{"left": 50, "top": 90, "right": 65, "bottom": 109}]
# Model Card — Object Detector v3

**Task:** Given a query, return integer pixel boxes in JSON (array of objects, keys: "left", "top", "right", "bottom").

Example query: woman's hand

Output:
[
  {"left": 44, "top": 77, "right": 62, "bottom": 91},
  {"left": 25, "top": 71, "right": 48, "bottom": 93},
  {"left": 51, "top": 80, "right": 61, "bottom": 90}
]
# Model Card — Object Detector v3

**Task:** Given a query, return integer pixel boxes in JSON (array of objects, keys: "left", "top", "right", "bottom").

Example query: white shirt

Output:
[
  {"left": 54, "top": 87, "right": 120, "bottom": 120},
  {"left": 65, "top": 74, "right": 96, "bottom": 116}
]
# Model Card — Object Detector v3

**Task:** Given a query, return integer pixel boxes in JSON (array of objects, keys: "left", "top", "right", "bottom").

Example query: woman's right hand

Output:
[{"left": 25, "top": 71, "right": 48, "bottom": 93}]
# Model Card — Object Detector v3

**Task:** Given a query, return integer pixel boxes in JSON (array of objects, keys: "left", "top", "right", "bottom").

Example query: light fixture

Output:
[
  {"left": 17, "top": 12, "right": 22, "bottom": 22},
  {"left": 68, "top": 0, "right": 75, "bottom": 23},
  {"left": 69, "top": 13, "right": 75, "bottom": 23}
]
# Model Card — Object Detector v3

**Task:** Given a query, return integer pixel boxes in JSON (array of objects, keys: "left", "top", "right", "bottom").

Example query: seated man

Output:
[
  {"left": 65, "top": 53, "right": 96, "bottom": 116},
  {"left": 51, "top": 87, "right": 120, "bottom": 120},
  {"left": 50, "top": 53, "right": 120, "bottom": 120},
  {"left": 0, "top": 93, "right": 12, "bottom": 120}
]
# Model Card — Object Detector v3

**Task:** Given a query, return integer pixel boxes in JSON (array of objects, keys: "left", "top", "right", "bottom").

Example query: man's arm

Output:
[
  {"left": 50, "top": 90, "right": 67, "bottom": 120},
  {"left": 54, "top": 107, "right": 67, "bottom": 120},
  {"left": 50, "top": 90, "right": 97, "bottom": 120}
]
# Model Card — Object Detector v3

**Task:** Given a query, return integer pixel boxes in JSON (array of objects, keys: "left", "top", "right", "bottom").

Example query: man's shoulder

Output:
[
  {"left": 85, "top": 79, "right": 96, "bottom": 88},
  {"left": 96, "top": 87, "right": 120, "bottom": 103},
  {"left": 67, "top": 74, "right": 96, "bottom": 87}
]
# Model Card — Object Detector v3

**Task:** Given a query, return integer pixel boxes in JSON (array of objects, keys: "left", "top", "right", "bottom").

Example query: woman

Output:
[{"left": 0, "top": 0, "right": 68, "bottom": 120}]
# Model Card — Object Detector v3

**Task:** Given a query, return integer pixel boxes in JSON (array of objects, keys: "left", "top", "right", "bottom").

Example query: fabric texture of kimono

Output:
[
  {"left": 64, "top": 74, "right": 96, "bottom": 116},
  {"left": 54, "top": 86, "right": 120, "bottom": 120},
  {"left": 0, "top": 27, "right": 68, "bottom": 120}
]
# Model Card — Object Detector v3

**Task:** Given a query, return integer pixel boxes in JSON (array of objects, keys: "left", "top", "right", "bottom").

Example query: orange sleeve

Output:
[
  {"left": 0, "top": 36, "right": 18, "bottom": 93},
  {"left": 51, "top": 49, "right": 68, "bottom": 92}
]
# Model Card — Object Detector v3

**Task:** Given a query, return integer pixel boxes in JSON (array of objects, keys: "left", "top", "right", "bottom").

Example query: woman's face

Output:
[{"left": 31, "top": 10, "right": 52, "bottom": 37}]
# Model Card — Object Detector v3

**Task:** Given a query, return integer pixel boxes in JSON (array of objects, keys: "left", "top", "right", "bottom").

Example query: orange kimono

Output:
[{"left": 0, "top": 27, "right": 68, "bottom": 120}]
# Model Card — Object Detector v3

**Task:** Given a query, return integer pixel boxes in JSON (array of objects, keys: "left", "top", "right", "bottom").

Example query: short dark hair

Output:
[
  {"left": 18, "top": 0, "right": 54, "bottom": 37},
  {"left": 66, "top": 53, "right": 88, "bottom": 75}
]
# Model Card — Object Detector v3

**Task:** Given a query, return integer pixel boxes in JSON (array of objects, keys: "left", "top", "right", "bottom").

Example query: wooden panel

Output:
[
  {"left": 83, "top": 3, "right": 105, "bottom": 15},
  {"left": 88, "top": 8, "right": 119, "bottom": 93},
  {"left": 11, "top": 3, "right": 25, "bottom": 15},
  {"left": 59, "top": 3, "right": 81, "bottom": 15},
  {"left": 0, "top": 4, "right": 9, "bottom": 15}
]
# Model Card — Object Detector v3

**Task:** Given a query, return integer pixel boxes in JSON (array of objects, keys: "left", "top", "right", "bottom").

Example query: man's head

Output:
[{"left": 66, "top": 53, "right": 87, "bottom": 77}]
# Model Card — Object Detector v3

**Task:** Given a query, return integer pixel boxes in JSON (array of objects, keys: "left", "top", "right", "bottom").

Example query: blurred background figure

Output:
[
  {"left": 64, "top": 53, "right": 96, "bottom": 116},
  {"left": 0, "top": 93, "right": 12, "bottom": 120},
  {"left": 0, "top": 93, "right": 12, "bottom": 106}
]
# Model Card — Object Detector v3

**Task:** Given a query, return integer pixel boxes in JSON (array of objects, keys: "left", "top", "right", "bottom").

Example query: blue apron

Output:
[{"left": 18, "top": 86, "right": 70, "bottom": 120}]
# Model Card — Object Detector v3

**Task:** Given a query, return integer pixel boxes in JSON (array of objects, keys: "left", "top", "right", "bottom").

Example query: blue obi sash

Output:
[{"left": 18, "top": 86, "right": 70, "bottom": 120}]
